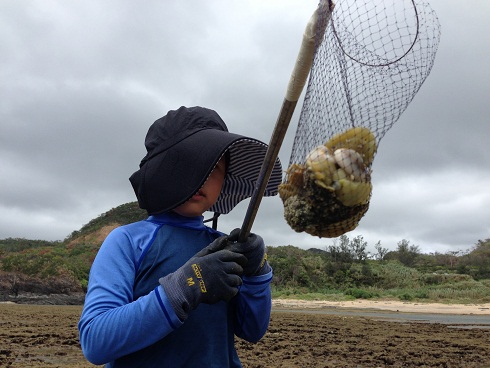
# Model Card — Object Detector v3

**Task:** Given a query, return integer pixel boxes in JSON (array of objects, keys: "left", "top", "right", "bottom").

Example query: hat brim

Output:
[
  {"left": 210, "top": 138, "right": 282, "bottom": 214},
  {"left": 130, "top": 128, "right": 282, "bottom": 215}
]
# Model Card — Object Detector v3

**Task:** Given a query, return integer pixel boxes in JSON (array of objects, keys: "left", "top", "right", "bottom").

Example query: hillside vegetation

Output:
[{"left": 1, "top": 202, "right": 489, "bottom": 304}]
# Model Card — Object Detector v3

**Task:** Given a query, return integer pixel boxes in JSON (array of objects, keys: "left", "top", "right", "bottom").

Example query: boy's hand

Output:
[
  {"left": 226, "top": 228, "right": 271, "bottom": 276},
  {"left": 160, "top": 235, "right": 247, "bottom": 321}
]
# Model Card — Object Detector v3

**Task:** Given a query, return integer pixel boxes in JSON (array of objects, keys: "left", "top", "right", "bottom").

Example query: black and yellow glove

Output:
[
  {"left": 226, "top": 228, "right": 271, "bottom": 276},
  {"left": 160, "top": 235, "right": 247, "bottom": 321}
]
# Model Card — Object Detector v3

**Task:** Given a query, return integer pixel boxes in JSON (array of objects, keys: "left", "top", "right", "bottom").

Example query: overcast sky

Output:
[{"left": 1, "top": 0, "right": 489, "bottom": 255}]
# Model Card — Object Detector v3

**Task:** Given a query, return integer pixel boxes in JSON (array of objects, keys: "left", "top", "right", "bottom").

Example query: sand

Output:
[{"left": 272, "top": 298, "right": 490, "bottom": 315}]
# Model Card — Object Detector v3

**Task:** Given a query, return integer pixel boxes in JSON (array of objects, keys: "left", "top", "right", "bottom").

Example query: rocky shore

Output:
[{"left": 1, "top": 292, "right": 86, "bottom": 305}]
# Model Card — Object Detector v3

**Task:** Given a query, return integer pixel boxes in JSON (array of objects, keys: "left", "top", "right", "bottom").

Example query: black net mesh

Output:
[{"left": 279, "top": 0, "right": 441, "bottom": 238}]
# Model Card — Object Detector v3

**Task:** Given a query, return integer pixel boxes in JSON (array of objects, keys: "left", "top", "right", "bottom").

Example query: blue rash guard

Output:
[{"left": 78, "top": 212, "right": 272, "bottom": 367}]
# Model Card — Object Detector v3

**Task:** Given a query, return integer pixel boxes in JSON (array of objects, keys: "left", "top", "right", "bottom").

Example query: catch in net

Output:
[{"left": 279, "top": 0, "right": 441, "bottom": 238}]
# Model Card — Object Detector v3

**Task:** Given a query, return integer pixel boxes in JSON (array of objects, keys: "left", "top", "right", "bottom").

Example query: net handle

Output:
[
  {"left": 286, "top": 7, "right": 321, "bottom": 101},
  {"left": 238, "top": 1, "right": 332, "bottom": 242}
]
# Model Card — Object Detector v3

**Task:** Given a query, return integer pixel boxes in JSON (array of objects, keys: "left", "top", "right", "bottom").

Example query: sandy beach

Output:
[{"left": 273, "top": 298, "right": 490, "bottom": 315}]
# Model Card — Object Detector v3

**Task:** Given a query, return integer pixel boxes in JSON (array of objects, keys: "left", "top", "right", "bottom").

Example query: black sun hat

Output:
[{"left": 129, "top": 106, "right": 283, "bottom": 215}]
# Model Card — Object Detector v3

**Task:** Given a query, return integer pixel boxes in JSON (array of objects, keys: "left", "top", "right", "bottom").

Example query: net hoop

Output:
[{"left": 331, "top": 0, "right": 420, "bottom": 67}]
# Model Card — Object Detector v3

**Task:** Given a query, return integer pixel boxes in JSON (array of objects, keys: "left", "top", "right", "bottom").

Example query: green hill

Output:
[
  {"left": 0, "top": 202, "right": 148, "bottom": 301},
  {"left": 1, "top": 202, "right": 489, "bottom": 304},
  {"left": 65, "top": 201, "right": 148, "bottom": 244}
]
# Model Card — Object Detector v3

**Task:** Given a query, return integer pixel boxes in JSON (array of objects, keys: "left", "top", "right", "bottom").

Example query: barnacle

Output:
[
  {"left": 279, "top": 127, "right": 377, "bottom": 238},
  {"left": 278, "top": 164, "right": 306, "bottom": 201}
]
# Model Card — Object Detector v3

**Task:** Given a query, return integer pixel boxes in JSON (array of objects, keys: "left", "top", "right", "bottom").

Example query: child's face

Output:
[{"left": 173, "top": 157, "right": 226, "bottom": 217}]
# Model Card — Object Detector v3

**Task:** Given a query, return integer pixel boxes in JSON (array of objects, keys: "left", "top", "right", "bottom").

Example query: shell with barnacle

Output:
[{"left": 278, "top": 127, "right": 377, "bottom": 238}]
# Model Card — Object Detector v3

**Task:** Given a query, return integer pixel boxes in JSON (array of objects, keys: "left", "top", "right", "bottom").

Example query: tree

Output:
[
  {"left": 374, "top": 241, "right": 389, "bottom": 261},
  {"left": 463, "top": 239, "right": 490, "bottom": 279},
  {"left": 396, "top": 239, "right": 420, "bottom": 267},
  {"left": 327, "top": 235, "right": 353, "bottom": 264},
  {"left": 349, "top": 235, "right": 369, "bottom": 262}
]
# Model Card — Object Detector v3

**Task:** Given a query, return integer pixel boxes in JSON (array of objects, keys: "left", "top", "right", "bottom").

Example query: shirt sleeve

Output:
[
  {"left": 232, "top": 267, "right": 273, "bottom": 343},
  {"left": 77, "top": 227, "right": 182, "bottom": 365}
]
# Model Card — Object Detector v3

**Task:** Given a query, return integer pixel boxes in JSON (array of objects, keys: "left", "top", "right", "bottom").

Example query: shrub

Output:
[
  {"left": 399, "top": 293, "right": 414, "bottom": 301},
  {"left": 375, "top": 261, "right": 422, "bottom": 289},
  {"left": 422, "top": 273, "right": 472, "bottom": 285},
  {"left": 345, "top": 288, "right": 376, "bottom": 299},
  {"left": 414, "top": 289, "right": 430, "bottom": 299}
]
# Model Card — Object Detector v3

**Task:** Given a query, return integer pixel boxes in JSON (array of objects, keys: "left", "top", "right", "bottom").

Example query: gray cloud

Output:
[{"left": 1, "top": 0, "right": 489, "bottom": 254}]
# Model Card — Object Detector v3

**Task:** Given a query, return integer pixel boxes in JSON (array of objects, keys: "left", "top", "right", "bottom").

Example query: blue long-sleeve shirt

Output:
[{"left": 78, "top": 212, "right": 272, "bottom": 367}]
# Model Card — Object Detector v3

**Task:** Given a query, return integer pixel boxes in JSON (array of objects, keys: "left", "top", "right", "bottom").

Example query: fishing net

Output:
[{"left": 279, "top": 0, "right": 441, "bottom": 238}]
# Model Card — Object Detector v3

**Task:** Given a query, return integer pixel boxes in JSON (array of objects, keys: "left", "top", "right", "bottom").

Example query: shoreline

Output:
[
  {"left": 272, "top": 298, "right": 490, "bottom": 315},
  {"left": 2, "top": 294, "right": 489, "bottom": 315}
]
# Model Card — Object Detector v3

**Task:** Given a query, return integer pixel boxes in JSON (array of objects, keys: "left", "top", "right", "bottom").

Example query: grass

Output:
[
  {"left": 272, "top": 279, "right": 490, "bottom": 304},
  {"left": 272, "top": 289, "right": 351, "bottom": 302}
]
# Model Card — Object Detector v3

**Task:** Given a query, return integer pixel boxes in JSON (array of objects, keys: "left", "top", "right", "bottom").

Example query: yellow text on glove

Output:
[{"left": 191, "top": 263, "right": 207, "bottom": 293}]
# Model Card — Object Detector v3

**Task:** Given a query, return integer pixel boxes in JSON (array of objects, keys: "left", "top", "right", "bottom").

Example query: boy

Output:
[{"left": 78, "top": 106, "right": 282, "bottom": 367}]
